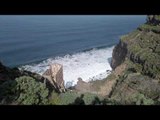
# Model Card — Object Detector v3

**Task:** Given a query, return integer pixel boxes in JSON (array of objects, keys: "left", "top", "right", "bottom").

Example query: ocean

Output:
[{"left": 0, "top": 15, "right": 146, "bottom": 86}]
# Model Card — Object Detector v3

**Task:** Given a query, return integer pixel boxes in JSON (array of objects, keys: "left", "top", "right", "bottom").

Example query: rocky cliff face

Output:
[
  {"left": 111, "top": 41, "right": 127, "bottom": 69},
  {"left": 146, "top": 15, "right": 160, "bottom": 25},
  {"left": 111, "top": 15, "right": 160, "bottom": 79},
  {"left": 1, "top": 15, "right": 160, "bottom": 105},
  {"left": 43, "top": 64, "right": 66, "bottom": 93},
  {"left": 109, "top": 15, "right": 160, "bottom": 104}
]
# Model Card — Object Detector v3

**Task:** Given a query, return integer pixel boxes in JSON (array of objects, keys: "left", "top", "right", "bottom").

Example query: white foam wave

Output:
[{"left": 19, "top": 46, "right": 114, "bottom": 87}]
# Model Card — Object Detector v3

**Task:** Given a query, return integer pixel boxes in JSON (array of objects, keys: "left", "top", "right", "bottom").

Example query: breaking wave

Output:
[{"left": 19, "top": 46, "right": 114, "bottom": 87}]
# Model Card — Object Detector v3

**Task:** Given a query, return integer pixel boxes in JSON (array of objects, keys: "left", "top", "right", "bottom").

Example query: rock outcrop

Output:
[
  {"left": 111, "top": 41, "right": 127, "bottom": 69},
  {"left": 146, "top": 15, "right": 160, "bottom": 25},
  {"left": 43, "top": 63, "right": 65, "bottom": 93},
  {"left": 1, "top": 15, "right": 160, "bottom": 105},
  {"left": 75, "top": 78, "right": 91, "bottom": 93}
]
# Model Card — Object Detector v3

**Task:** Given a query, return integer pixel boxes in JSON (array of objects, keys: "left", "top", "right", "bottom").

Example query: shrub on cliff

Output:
[
  {"left": 83, "top": 93, "right": 102, "bottom": 105},
  {"left": 129, "top": 93, "right": 154, "bottom": 105},
  {"left": 59, "top": 91, "right": 80, "bottom": 105},
  {"left": 0, "top": 76, "right": 49, "bottom": 105},
  {"left": 49, "top": 91, "right": 61, "bottom": 105},
  {"left": 138, "top": 24, "right": 160, "bottom": 33},
  {"left": 15, "top": 76, "right": 49, "bottom": 105},
  {"left": 0, "top": 80, "right": 17, "bottom": 104},
  {"left": 121, "top": 27, "right": 160, "bottom": 79}
]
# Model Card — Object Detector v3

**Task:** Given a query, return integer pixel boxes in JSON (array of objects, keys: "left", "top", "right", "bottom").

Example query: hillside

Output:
[
  {"left": 109, "top": 15, "right": 160, "bottom": 104},
  {"left": 0, "top": 15, "right": 160, "bottom": 105},
  {"left": 75, "top": 15, "right": 160, "bottom": 105}
]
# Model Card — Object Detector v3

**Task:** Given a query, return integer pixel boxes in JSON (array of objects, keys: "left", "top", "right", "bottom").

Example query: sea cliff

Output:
[
  {"left": 108, "top": 15, "right": 160, "bottom": 104},
  {"left": 0, "top": 15, "right": 160, "bottom": 105}
]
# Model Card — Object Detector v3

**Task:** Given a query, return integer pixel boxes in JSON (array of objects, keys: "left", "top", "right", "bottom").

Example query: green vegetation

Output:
[
  {"left": 82, "top": 93, "right": 102, "bottom": 105},
  {"left": 68, "top": 93, "right": 120, "bottom": 105},
  {"left": 128, "top": 93, "right": 154, "bottom": 105},
  {"left": 1, "top": 15, "right": 160, "bottom": 105},
  {"left": 15, "top": 76, "right": 49, "bottom": 105},
  {"left": 155, "top": 45, "right": 160, "bottom": 54},
  {"left": 110, "top": 70, "right": 160, "bottom": 105},
  {"left": 154, "top": 15, "right": 160, "bottom": 20},
  {"left": 0, "top": 75, "right": 115, "bottom": 105},
  {"left": 49, "top": 90, "right": 118, "bottom": 105},
  {"left": 49, "top": 91, "right": 61, "bottom": 105},
  {"left": 129, "top": 44, "right": 142, "bottom": 54},
  {"left": 49, "top": 91, "right": 101, "bottom": 105},
  {"left": 59, "top": 91, "right": 80, "bottom": 105},
  {"left": 138, "top": 24, "right": 160, "bottom": 33},
  {"left": 0, "top": 76, "right": 49, "bottom": 105},
  {"left": 0, "top": 80, "right": 17, "bottom": 104},
  {"left": 120, "top": 24, "right": 160, "bottom": 79},
  {"left": 120, "top": 30, "right": 139, "bottom": 42}
]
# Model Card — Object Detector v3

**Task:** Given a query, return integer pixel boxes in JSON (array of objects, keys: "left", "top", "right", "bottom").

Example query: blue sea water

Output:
[{"left": 0, "top": 15, "right": 146, "bottom": 86}]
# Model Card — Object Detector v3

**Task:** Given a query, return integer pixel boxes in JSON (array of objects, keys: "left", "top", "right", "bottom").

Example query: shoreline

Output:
[{"left": 19, "top": 46, "right": 114, "bottom": 86}]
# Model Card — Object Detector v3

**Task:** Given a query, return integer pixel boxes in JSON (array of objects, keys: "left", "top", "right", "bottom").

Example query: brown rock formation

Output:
[
  {"left": 75, "top": 78, "right": 91, "bottom": 93},
  {"left": 43, "top": 63, "right": 65, "bottom": 93}
]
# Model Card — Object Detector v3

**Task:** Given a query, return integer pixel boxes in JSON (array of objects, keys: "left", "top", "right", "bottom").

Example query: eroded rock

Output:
[
  {"left": 43, "top": 63, "right": 65, "bottom": 93},
  {"left": 111, "top": 41, "right": 127, "bottom": 69}
]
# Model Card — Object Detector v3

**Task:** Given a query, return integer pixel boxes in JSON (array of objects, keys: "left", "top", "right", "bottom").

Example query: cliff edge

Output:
[
  {"left": 0, "top": 15, "right": 160, "bottom": 105},
  {"left": 109, "top": 15, "right": 160, "bottom": 104}
]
